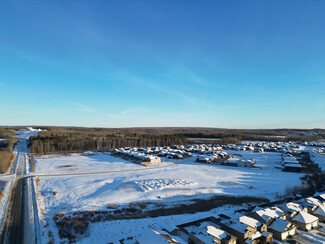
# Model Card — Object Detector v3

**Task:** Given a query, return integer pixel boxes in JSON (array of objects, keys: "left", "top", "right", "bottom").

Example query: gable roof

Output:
[
  {"left": 255, "top": 207, "right": 284, "bottom": 220},
  {"left": 269, "top": 218, "right": 291, "bottom": 232},
  {"left": 306, "top": 197, "right": 323, "bottom": 207},
  {"left": 239, "top": 215, "right": 262, "bottom": 228},
  {"left": 136, "top": 230, "right": 170, "bottom": 244},
  {"left": 280, "top": 202, "right": 304, "bottom": 213}
]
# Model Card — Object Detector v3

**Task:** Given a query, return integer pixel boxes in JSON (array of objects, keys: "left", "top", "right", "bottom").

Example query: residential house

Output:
[
  {"left": 297, "top": 198, "right": 319, "bottom": 213},
  {"left": 136, "top": 229, "right": 186, "bottom": 244},
  {"left": 219, "top": 221, "right": 255, "bottom": 244},
  {"left": 232, "top": 213, "right": 267, "bottom": 232},
  {"left": 312, "top": 205, "right": 325, "bottom": 222},
  {"left": 292, "top": 211, "right": 319, "bottom": 231},
  {"left": 279, "top": 202, "right": 307, "bottom": 220},
  {"left": 268, "top": 218, "right": 297, "bottom": 241},
  {"left": 244, "top": 231, "right": 272, "bottom": 244},
  {"left": 249, "top": 207, "right": 286, "bottom": 226},
  {"left": 180, "top": 221, "right": 237, "bottom": 244}
]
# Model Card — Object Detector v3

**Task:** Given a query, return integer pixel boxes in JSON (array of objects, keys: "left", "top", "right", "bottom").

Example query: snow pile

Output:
[{"left": 134, "top": 178, "right": 197, "bottom": 192}]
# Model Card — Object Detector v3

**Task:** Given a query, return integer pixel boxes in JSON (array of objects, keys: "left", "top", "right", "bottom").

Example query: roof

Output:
[
  {"left": 261, "top": 231, "right": 272, "bottom": 237},
  {"left": 307, "top": 197, "right": 322, "bottom": 206},
  {"left": 136, "top": 230, "right": 169, "bottom": 244},
  {"left": 250, "top": 231, "right": 262, "bottom": 240},
  {"left": 157, "top": 230, "right": 187, "bottom": 244},
  {"left": 228, "top": 221, "right": 249, "bottom": 234},
  {"left": 207, "top": 225, "right": 227, "bottom": 240},
  {"left": 284, "top": 163, "right": 302, "bottom": 168},
  {"left": 280, "top": 202, "right": 304, "bottom": 213},
  {"left": 316, "top": 193, "right": 325, "bottom": 200},
  {"left": 183, "top": 223, "right": 216, "bottom": 244},
  {"left": 313, "top": 205, "right": 325, "bottom": 217},
  {"left": 239, "top": 215, "right": 262, "bottom": 228},
  {"left": 269, "top": 218, "right": 291, "bottom": 232},
  {"left": 292, "top": 211, "right": 318, "bottom": 224},
  {"left": 255, "top": 207, "right": 284, "bottom": 220}
]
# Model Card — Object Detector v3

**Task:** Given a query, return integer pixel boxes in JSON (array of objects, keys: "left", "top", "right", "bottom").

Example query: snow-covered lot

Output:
[
  {"left": 33, "top": 153, "right": 145, "bottom": 174},
  {"left": 32, "top": 151, "right": 307, "bottom": 243},
  {"left": 35, "top": 152, "right": 303, "bottom": 209}
]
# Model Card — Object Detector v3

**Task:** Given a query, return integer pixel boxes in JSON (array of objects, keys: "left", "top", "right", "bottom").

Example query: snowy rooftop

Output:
[
  {"left": 292, "top": 211, "right": 318, "bottom": 224},
  {"left": 269, "top": 218, "right": 291, "bottom": 232},
  {"left": 313, "top": 205, "right": 325, "bottom": 216}
]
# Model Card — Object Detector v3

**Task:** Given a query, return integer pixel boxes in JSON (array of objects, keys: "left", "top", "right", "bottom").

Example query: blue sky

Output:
[{"left": 0, "top": 0, "right": 324, "bottom": 128}]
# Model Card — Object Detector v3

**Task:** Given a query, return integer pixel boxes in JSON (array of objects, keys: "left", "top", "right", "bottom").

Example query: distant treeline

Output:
[
  {"left": 29, "top": 127, "right": 187, "bottom": 154},
  {"left": 28, "top": 127, "right": 325, "bottom": 155},
  {"left": 0, "top": 128, "right": 17, "bottom": 173}
]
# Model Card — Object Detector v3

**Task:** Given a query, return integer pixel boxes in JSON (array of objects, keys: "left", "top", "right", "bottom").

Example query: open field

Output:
[{"left": 33, "top": 150, "right": 305, "bottom": 243}]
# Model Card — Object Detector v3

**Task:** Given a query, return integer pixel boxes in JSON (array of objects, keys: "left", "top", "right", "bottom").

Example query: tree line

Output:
[
  {"left": 0, "top": 129, "right": 17, "bottom": 173},
  {"left": 27, "top": 127, "right": 325, "bottom": 155},
  {"left": 30, "top": 132, "right": 187, "bottom": 154}
]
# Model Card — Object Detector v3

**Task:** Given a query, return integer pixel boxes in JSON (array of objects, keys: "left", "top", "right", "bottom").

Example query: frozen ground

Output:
[
  {"left": 0, "top": 175, "right": 13, "bottom": 231},
  {"left": 32, "top": 151, "right": 307, "bottom": 243},
  {"left": 76, "top": 205, "right": 240, "bottom": 244},
  {"left": 310, "top": 150, "right": 325, "bottom": 170},
  {"left": 35, "top": 152, "right": 302, "bottom": 210},
  {"left": 33, "top": 153, "right": 144, "bottom": 175}
]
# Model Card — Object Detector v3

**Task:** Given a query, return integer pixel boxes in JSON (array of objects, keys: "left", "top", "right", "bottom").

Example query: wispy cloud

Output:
[
  {"left": 73, "top": 103, "right": 100, "bottom": 114},
  {"left": 113, "top": 70, "right": 203, "bottom": 105}
]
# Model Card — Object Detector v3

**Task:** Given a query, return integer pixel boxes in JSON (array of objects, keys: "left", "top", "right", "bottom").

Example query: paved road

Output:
[{"left": 0, "top": 140, "right": 29, "bottom": 244}]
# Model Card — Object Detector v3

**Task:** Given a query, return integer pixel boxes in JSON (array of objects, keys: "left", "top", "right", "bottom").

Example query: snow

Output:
[
  {"left": 293, "top": 211, "right": 318, "bottom": 224},
  {"left": 269, "top": 218, "right": 290, "bottom": 232},
  {"left": 32, "top": 150, "right": 307, "bottom": 243},
  {"left": 300, "top": 231, "right": 325, "bottom": 244},
  {"left": 136, "top": 229, "right": 169, "bottom": 244},
  {"left": 280, "top": 202, "right": 304, "bottom": 213},
  {"left": 310, "top": 151, "right": 325, "bottom": 169},
  {"left": 184, "top": 222, "right": 215, "bottom": 243},
  {"left": 206, "top": 224, "right": 227, "bottom": 239},
  {"left": 33, "top": 153, "right": 146, "bottom": 175},
  {"left": 34, "top": 158, "right": 303, "bottom": 212},
  {"left": 255, "top": 207, "right": 284, "bottom": 219},
  {"left": 134, "top": 178, "right": 197, "bottom": 192},
  {"left": 306, "top": 197, "right": 323, "bottom": 206},
  {"left": 0, "top": 176, "right": 13, "bottom": 230},
  {"left": 313, "top": 205, "right": 325, "bottom": 216},
  {"left": 238, "top": 215, "right": 262, "bottom": 228}
]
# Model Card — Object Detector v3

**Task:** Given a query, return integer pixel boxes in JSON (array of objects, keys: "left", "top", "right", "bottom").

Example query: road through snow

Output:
[{"left": 0, "top": 139, "right": 36, "bottom": 244}]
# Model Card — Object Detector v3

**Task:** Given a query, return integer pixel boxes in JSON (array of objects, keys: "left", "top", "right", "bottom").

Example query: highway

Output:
[{"left": 0, "top": 139, "right": 35, "bottom": 244}]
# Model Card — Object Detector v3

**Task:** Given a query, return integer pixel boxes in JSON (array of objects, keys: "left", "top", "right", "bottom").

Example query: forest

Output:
[
  {"left": 28, "top": 127, "right": 325, "bottom": 155},
  {"left": 0, "top": 128, "right": 17, "bottom": 173}
]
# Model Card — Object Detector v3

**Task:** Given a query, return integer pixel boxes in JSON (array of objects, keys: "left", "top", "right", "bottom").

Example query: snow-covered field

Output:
[
  {"left": 32, "top": 151, "right": 308, "bottom": 243},
  {"left": 0, "top": 175, "right": 13, "bottom": 231},
  {"left": 310, "top": 151, "right": 325, "bottom": 169},
  {"left": 33, "top": 153, "right": 145, "bottom": 175},
  {"left": 35, "top": 152, "right": 302, "bottom": 209}
]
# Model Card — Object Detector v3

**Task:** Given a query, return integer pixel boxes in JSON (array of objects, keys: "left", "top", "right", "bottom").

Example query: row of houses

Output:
[
  {"left": 113, "top": 149, "right": 162, "bottom": 164},
  {"left": 196, "top": 152, "right": 228, "bottom": 164},
  {"left": 113, "top": 144, "right": 224, "bottom": 163},
  {"left": 225, "top": 142, "right": 302, "bottom": 154},
  {"left": 303, "top": 141, "right": 325, "bottom": 147},
  {"left": 313, "top": 148, "right": 325, "bottom": 154},
  {"left": 136, "top": 193, "right": 325, "bottom": 244},
  {"left": 195, "top": 153, "right": 256, "bottom": 168},
  {"left": 282, "top": 153, "right": 303, "bottom": 173}
]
